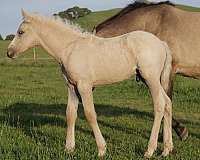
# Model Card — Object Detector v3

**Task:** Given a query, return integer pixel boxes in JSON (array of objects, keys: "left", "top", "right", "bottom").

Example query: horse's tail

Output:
[{"left": 161, "top": 42, "right": 173, "bottom": 95}]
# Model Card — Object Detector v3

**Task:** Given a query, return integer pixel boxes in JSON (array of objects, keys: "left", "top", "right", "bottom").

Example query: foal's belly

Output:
[
  {"left": 93, "top": 70, "right": 135, "bottom": 85},
  {"left": 92, "top": 57, "right": 136, "bottom": 85}
]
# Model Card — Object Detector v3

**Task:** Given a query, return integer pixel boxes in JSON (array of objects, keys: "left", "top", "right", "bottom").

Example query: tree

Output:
[
  {"left": 0, "top": 34, "right": 3, "bottom": 41},
  {"left": 0, "top": 34, "right": 3, "bottom": 40},
  {"left": 136, "top": 0, "right": 149, "bottom": 3},
  {"left": 5, "top": 34, "right": 15, "bottom": 41},
  {"left": 55, "top": 6, "right": 92, "bottom": 20}
]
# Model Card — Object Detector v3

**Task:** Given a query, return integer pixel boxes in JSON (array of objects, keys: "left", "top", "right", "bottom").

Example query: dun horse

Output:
[
  {"left": 7, "top": 10, "right": 173, "bottom": 158},
  {"left": 95, "top": 0, "right": 195, "bottom": 140}
]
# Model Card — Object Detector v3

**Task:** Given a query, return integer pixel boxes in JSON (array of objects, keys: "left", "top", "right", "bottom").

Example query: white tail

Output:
[{"left": 161, "top": 42, "right": 173, "bottom": 95}]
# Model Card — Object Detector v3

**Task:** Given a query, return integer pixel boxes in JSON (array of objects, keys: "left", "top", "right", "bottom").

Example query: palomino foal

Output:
[{"left": 7, "top": 10, "right": 173, "bottom": 158}]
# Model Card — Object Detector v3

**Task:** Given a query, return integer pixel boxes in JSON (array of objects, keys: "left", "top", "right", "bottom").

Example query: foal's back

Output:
[{"left": 65, "top": 31, "right": 166, "bottom": 85}]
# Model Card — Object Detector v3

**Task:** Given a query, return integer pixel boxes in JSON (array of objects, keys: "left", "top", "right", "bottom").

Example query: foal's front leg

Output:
[
  {"left": 77, "top": 82, "right": 106, "bottom": 157},
  {"left": 65, "top": 86, "right": 79, "bottom": 152}
]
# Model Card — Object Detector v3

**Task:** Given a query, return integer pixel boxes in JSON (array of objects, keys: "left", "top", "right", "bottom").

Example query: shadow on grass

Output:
[
  {"left": 0, "top": 102, "right": 199, "bottom": 141},
  {"left": 1, "top": 102, "right": 154, "bottom": 118},
  {"left": 0, "top": 102, "right": 153, "bottom": 138}
]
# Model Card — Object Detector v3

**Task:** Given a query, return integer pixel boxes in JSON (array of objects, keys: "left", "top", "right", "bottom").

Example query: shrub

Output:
[
  {"left": 5, "top": 34, "right": 15, "bottom": 41},
  {"left": 54, "top": 6, "right": 92, "bottom": 20}
]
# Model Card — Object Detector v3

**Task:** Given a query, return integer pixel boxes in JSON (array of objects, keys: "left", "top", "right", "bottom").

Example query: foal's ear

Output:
[{"left": 21, "top": 9, "right": 33, "bottom": 22}]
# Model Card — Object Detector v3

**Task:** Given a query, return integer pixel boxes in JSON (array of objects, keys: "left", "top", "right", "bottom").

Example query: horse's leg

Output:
[
  {"left": 172, "top": 118, "right": 188, "bottom": 140},
  {"left": 65, "top": 86, "right": 79, "bottom": 152},
  {"left": 165, "top": 73, "right": 188, "bottom": 140},
  {"left": 162, "top": 89, "right": 173, "bottom": 156},
  {"left": 77, "top": 82, "right": 106, "bottom": 157},
  {"left": 144, "top": 79, "right": 166, "bottom": 158}
]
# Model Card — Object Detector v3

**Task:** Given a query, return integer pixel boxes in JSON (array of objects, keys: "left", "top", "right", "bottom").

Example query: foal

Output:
[{"left": 7, "top": 10, "right": 173, "bottom": 158}]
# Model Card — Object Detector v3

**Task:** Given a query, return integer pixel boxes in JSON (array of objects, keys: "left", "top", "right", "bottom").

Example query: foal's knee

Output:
[
  {"left": 164, "top": 97, "right": 172, "bottom": 116},
  {"left": 66, "top": 105, "right": 77, "bottom": 123},
  {"left": 164, "top": 104, "right": 172, "bottom": 117},
  {"left": 154, "top": 99, "right": 165, "bottom": 115},
  {"left": 84, "top": 109, "right": 97, "bottom": 123}
]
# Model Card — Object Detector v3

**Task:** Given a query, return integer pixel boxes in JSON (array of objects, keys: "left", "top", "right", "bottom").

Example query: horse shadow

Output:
[
  {"left": 0, "top": 102, "right": 199, "bottom": 143},
  {"left": 0, "top": 103, "right": 154, "bottom": 139}
]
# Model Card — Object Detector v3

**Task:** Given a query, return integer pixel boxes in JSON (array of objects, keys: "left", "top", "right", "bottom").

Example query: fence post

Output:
[{"left": 33, "top": 48, "right": 36, "bottom": 61}]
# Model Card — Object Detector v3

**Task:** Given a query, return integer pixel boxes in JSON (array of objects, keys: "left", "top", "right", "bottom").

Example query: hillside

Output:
[
  {"left": 74, "top": 8, "right": 120, "bottom": 32},
  {"left": 73, "top": 4, "right": 200, "bottom": 32},
  {"left": 1, "top": 3, "right": 200, "bottom": 40},
  {"left": 177, "top": 4, "right": 200, "bottom": 12}
]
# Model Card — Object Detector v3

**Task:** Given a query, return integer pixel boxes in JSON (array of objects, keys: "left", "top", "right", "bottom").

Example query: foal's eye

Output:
[{"left": 18, "top": 31, "right": 24, "bottom": 35}]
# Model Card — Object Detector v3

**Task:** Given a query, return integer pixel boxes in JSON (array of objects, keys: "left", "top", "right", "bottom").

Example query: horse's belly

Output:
[
  {"left": 93, "top": 72, "right": 134, "bottom": 85},
  {"left": 93, "top": 59, "right": 136, "bottom": 85}
]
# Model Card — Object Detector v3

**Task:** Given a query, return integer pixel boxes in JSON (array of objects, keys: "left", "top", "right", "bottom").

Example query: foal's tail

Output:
[{"left": 161, "top": 42, "right": 173, "bottom": 95}]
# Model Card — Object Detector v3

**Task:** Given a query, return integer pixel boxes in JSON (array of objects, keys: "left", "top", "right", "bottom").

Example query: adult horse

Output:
[
  {"left": 95, "top": 0, "right": 195, "bottom": 140},
  {"left": 7, "top": 10, "right": 173, "bottom": 158}
]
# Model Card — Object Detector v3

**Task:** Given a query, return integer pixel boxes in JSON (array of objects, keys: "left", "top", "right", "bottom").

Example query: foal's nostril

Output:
[
  {"left": 7, "top": 48, "right": 15, "bottom": 58},
  {"left": 7, "top": 51, "right": 11, "bottom": 58}
]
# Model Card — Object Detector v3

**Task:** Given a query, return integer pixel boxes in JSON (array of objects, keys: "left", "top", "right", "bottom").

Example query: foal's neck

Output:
[{"left": 36, "top": 20, "right": 82, "bottom": 62}]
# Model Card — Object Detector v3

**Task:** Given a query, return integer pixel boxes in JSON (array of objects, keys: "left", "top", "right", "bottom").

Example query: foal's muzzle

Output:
[{"left": 7, "top": 48, "right": 15, "bottom": 58}]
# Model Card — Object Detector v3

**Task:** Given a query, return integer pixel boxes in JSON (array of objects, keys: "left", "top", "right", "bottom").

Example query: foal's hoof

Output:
[
  {"left": 65, "top": 144, "right": 75, "bottom": 153},
  {"left": 161, "top": 149, "right": 170, "bottom": 157},
  {"left": 144, "top": 150, "right": 153, "bottom": 159},
  {"left": 98, "top": 145, "right": 107, "bottom": 158},
  {"left": 162, "top": 145, "right": 173, "bottom": 157},
  {"left": 65, "top": 147, "right": 75, "bottom": 153}
]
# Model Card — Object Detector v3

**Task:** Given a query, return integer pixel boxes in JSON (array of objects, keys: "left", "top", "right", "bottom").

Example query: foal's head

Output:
[{"left": 7, "top": 10, "right": 39, "bottom": 58}]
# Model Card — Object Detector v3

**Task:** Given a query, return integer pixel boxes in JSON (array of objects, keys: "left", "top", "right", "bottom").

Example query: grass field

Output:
[
  {"left": 0, "top": 4, "right": 200, "bottom": 160},
  {"left": 1, "top": 42, "right": 200, "bottom": 159}
]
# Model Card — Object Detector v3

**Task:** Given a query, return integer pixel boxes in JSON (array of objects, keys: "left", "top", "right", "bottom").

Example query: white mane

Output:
[{"left": 30, "top": 13, "right": 92, "bottom": 37}]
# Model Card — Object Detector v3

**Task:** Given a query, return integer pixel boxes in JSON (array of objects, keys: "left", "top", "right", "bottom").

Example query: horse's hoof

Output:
[
  {"left": 65, "top": 143, "right": 75, "bottom": 153},
  {"left": 162, "top": 149, "right": 170, "bottom": 157},
  {"left": 98, "top": 149, "right": 106, "bottom": 158},
  {"left": 180, "top": 127, "right": 189, "bottom": 141},
  {"left": 98, "top": 145, "right": 106, "bottom": 158},
  {"left": 65, "top": 147, "right": 75, "bottom": 153},
  {"left": 162, "top": 145, "right": 173, "bottom": 157},
  {"left": 144, "top": 146, "right": 156, "bottom": 159},
  {"left": 144, "top": 151, "right": 153, "bottom": 159},
  {"left": 175, "top": 125, "right": 189, "bottom": 141}
]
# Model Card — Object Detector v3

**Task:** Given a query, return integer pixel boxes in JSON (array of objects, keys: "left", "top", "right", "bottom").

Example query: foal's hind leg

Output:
[
  {"left": 144, "top": 79, "right": 166, "bottom": 158},
  {"left": 77, "top": 81, "right": 106, "bottom": 157},
  {"left": 162, "top": 89, "right": 173, "bottom": 156},
  {"left": 65, "top": 86, "right": 79, "bottom": 152}
]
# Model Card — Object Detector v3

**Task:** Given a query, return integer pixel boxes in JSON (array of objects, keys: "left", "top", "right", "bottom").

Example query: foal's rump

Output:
[
  {"left": 126, "top": 31, "right": 172, "bottom": 80},
  {"left": 92, "top": 31, "right": 172, "bottom": 86}
]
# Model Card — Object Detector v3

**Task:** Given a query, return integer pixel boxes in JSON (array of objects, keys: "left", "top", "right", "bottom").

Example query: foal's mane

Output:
[
  {"left": 95, "top": 1, "right": 174, "bottom": 31},
  {"left": 30, "top": 13, "right": 91, "bottom": 37}
]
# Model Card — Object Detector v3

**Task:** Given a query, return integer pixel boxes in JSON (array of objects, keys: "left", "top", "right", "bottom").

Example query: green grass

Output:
[
  {"left": 0, "top": 37, "right": 200, "bottom": 160},
  {"left": 74, "top": 8, "right": 120, "bottom": 31},
  {"left": 1, "top": 4, "right": 200, "bottom": 159},
  {"left": 176, "top": 4, "right": 200, "bottom": 12}
]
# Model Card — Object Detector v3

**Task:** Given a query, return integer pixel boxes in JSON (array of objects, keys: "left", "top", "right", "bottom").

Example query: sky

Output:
[{"left": 1, "top": 0, "right": 200, "bottom": 38}]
